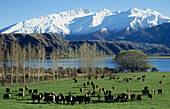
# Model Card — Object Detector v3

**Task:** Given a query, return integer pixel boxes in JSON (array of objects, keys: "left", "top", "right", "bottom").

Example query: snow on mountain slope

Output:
[{"left": 1, "top": 8, "right": 170, "bottom": 35}]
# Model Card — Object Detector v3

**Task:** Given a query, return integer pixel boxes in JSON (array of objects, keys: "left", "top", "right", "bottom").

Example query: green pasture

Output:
[{"left": 0, "top": 72, "right": 170, "bottom": 109}]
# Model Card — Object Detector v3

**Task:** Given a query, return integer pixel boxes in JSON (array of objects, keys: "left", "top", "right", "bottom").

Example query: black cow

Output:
[
  {"left": 101, "top": 75, "right": 104, "bottom": 79},
  {"left": 130, "top": 94, "right": 136, "bottom": 100},
  {"left": 84, "top": 94, "right": 91, "bottom": 104},
  {"left": 6, "top": 88, "right": 10, "bottom": 93},
  {"left": 3, "top": 94, "right": 11, "bottom": 99},
  {"left": 33, "top": 89, "right": 38, "bottom": 94},
  {"left": 137, "top": 77, "right": 141, "bottom": 80},
  {"left": 19, "top": 88, "right": 24, "bottom": 92},
  {"left": 148, "top": 93, "right": 154, "bottom": 100},
  {"left": 144, "top": 86, "right": 148, "bottom": 90},
  {"left": 25, "top": 86, "right": 28, "bottom": 91},
  {"left": 98, "top": 94, "right": 101, "bottom": 101},
  {"left": 80, "top": 88, "right": 83, "bottom": 93},
  {"left": 32, "top": 93, "right": 43, "bottom": 103},
  {"left": 76, "top": 96, "right": 84, "bottom": 104},
  {"left": 92, "top": 84, "right": 95, "bottom": 90},
  {"left": 142, "top": 75, "right": 146, "bottom": 78},
  {"left": 83, "top": 83, "right": 86, "bottom": 87},
  {"left": 91, "top": 81, "right": 94, "bottom": 85},
  {"left": 136, "top": 94, "right": 141, "bottom": 100},
  {"left": 112, "top": 86, "right": 116, "bottom": 91},
  {"left": 74, "top": 79, "right": 77, "bottom": 83},
  {"left": 87, "top": 81, "right": 90, "bottom": 85},
  {"left": 91, "top": 91, "right": 95, "bottom": 96},
  {"left": 142, "top": 90, "right": 149, "bottom": 95},
  {"left": 19, "top": 92, "right": 25, "bottom": 98},
  {"left": 157, "top": 89, "right": 162, "bottom": 94},
  {"left": 56, "top": 93, "right": 65, "bottom": 104},
  {"left": 29, "top": 89, "right": 33, "bottom": 95}
]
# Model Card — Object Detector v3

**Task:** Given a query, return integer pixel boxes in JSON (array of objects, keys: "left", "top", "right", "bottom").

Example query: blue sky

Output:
[{"left": 0, "top": 0, "right": 170, "bottom": 29}]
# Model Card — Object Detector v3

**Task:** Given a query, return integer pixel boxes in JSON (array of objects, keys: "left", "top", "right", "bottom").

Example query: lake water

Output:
[{"left": 41, "top": 59, "right": 170, "bottom": 72}]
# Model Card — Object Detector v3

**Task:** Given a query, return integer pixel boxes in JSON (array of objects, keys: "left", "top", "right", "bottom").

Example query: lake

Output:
[{"left": 41, "top": 59, "right": 170, "bottom": 72}]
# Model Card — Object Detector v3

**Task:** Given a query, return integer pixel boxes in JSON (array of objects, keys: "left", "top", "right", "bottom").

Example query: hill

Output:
[{"left": 1, "top": 33, "right": 170, "bottom": 56}]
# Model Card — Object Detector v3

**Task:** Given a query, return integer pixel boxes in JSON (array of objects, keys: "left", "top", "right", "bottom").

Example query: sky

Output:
[{"left": 0, "top": 0, "right": 170, "bottom": 29}]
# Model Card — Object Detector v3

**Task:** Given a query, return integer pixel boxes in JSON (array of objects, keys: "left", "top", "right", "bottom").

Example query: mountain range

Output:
[
  {"left": 1, "top": 8, "right": 170, "bottom": 56},
  {"left": 1, "top": 8, "right": 170, "bottom": 37}
]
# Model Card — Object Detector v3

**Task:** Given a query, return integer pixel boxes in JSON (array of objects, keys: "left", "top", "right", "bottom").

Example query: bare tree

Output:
[
  {"left": 37, "top": 44, "right": 42, "bottom": 82},
  {"left": 27, "top": 43, "right": 32, "bottom": 84},
  {"left": 22, "top": 47, "right": 26, "bottom": 84},
  {"left": 10, "top": 42, "right": 16, "bottom": 85},
  {"left": 50, "top": 49, "right": 56, "bottom": 81},
  {"left": 41, "top": 45, "right": 46, "bottom": 81}
]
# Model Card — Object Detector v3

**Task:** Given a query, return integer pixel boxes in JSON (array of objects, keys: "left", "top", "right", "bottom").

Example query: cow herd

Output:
[{"left": 2, "top": 74, "right": 165, "bottom": 105}]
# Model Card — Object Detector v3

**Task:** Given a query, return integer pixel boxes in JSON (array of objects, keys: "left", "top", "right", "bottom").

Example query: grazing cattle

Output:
[
  {"left": 117, "top": 77, "right": 120, "bottom": 80},
  {"left": 25, "top": 86, "right": 28, "bottom": 91},
  {"left": 157, "top": 89, "right": 162, "bottom": 94},
  {"left": 43, "top": 93, "right": 56, "bottom": 104},
  {"left": 76, "top": 96, "right": 84, "bottom": 104},
  {"left": 32, "top": 93, "right": 43, "bottom": 103},
  {"left": 101, "top": 75, "right": 104, "bottom": 79},
  {"left": 112, "top": 86, "right": 116, "bottom": 91},
  {"left": 98, "top": 94, "right": 101, "bottom": 101},
  {"left": 148, "top": 93, "right": 154, "bottom": 100},
  {"left": 115, "top": 94, "right": 121, "bottom": 102},
  {"left": 137, "top": 77, "right": 141, "bottom": 80},
  {"left": 144, "top": 86, "right": 148, "bottom": 90},
  {"left": 136, "top": 94, "right": 141, "bottom": 100},
  {"left": 74, "top": 79, "right": 77, "bottom": 83},
  {"left": 3, "top": 94, "right": 11, "bottom": 99},
  {"left": 84, "top": 94, "right": 91, "bottom": 104},
  {"left": 80, "top": 88, "right": 83, "bottom": 94},
  {"left": 142, "top": 75, "right": 146, "bottom": 78},
  {"left": 142, "top": 78, "right": 145, "bottom": 81},
  {"left": 99, "top": 89, "right": 102, "bottom": 94},
  {"left": 133, "top": 75, "right": 136, "bottom": 78},
  {"left": 6, "top": 88, "right": 10, "bottom": 93},
  {"left": 91, "top": 91, "right": 95, "bottom": 96},
  {"left": 127, "top": 89, "right": 131, "bottom": 95},
  {"left": 92, "top": 84, "right": 95, "bottom": 90},
  {"left": 19, "top": 92, "right": 25, "bottom": 98},
  {"left": 19, "top": 88, "right": 24, "bottom": 92},
  {"left": 130, "top": 94, "right": 136, "bottom": 100},
  {"left": 73, "top": 77, "right": 76, "bottom": 80},
  {"left": 142, "top": 90, "right": 149, "bottom": 95},
  {"left": 33, "top": 89, "right": 38, "bottom": 94},
  {"left": 104, "top": 90, "right": 108, "bottom": 96},
  {"left": 88, "top": 76, "right": 91, "bottom": 80},
  {"left": 29, "top": 89, "right": 33, "bottom": 95},
  {"left": 96, "top": 85, "right": 99, "bottom": 89},
  {"left": 159, "top": 81, "right": 162, "bottom": 85},
  {"left": 110, "top": 76, "right": 115, "bottom": 80},
  {"left": 102, "top": 88, "right": 105, "bottom": 92},
  {"left": 87, "top": 81, "right": 89, "bottom": 85},
  {"left": 126, "top": 78, "right": 129, "bottom": 82},
  {"left": 83, "top": 83, "right": 86, "bottom": 87},
  {"left": 91, "top": 81, "right": 94, "bottom": 85},
  {"left": 162, "top": 75, "right": 165, "bottom": 78},
  {"left": 95, "top": 76, "right": 99, "bottom": 80},
  {"left": 86, "top": 91, "right": 91, "bottom": 95},
  {"left": 120, "top": 93, "right": 129, "bottom": 102},
  {"left": 152, "top": 89, "right": 155, "bottom": 94},
  {"left": 129, "top": 78, "right": 133, "bottom": 80}
]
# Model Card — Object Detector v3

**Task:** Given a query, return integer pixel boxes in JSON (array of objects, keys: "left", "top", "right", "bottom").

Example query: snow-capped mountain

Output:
[{"left": 1, "top": 8, "right": 170, "bottom": 35}]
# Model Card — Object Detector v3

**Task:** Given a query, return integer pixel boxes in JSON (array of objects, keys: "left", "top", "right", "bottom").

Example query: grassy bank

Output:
[{"left": 0, "top": 72, "right": 170, "bottom": 109}]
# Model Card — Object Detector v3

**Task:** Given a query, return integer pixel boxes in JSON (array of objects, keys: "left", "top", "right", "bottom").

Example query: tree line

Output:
[{"left": 0, "top": 40, "right": 107, "bottom": 86}]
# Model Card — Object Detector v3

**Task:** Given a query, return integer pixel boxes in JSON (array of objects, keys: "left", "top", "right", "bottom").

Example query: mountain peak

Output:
[{"left": 1, "top": 8, "right": 170, "bottom": 35}]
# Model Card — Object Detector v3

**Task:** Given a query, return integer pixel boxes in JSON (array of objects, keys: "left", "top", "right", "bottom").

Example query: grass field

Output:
[{"left": 0, "top": 72, "right": 170, "bottom": 109}]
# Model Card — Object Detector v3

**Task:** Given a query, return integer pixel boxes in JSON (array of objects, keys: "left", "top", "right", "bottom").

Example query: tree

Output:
[{"left": 114, "top": 50, "right": 153, "bottom": 72}]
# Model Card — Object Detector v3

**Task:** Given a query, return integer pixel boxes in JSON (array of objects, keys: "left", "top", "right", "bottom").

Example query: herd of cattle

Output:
[{"left": 2, "top": 75, "right": 164, "bottom": 105}]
